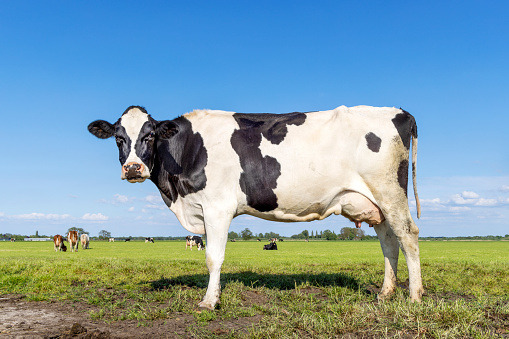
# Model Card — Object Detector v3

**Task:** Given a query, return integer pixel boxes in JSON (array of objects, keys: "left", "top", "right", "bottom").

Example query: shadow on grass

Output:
[{"left": 147, "top": 271, "right": 360, "bottom": 291}]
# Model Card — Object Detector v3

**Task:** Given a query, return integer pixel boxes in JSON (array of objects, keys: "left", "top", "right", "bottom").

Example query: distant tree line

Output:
[
  {"left": 3, "top": 230, "right": 508, "bottom": 242},
  {"left": 225, "top": 228, "right": 509, "bottom": 242}
]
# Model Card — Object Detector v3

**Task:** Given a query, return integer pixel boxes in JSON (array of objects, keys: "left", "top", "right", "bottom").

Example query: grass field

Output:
[{"left": 0, "top": 240, "right": 508, "bottom": 338}]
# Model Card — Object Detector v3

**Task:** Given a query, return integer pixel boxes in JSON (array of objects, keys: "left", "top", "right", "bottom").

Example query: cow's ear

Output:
[
  {"left": 156, "top": 120, "right": 178, "bottom": 139},
  {"left": 88, "top": 120, "right": 115, "bottom": 139}
]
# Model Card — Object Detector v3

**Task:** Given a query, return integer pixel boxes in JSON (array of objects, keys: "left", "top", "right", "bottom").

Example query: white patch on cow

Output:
[
  {"left": 119, "top": 108, "right": 150, "bottom": 180},
  {"left": 255, "top": 106, "right": 399, "bottom": 222}
]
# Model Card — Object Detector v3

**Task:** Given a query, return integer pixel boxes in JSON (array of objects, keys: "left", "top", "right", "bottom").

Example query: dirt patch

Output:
[{"left": 0, "top": 295, "right": 197, "bottom": 338}]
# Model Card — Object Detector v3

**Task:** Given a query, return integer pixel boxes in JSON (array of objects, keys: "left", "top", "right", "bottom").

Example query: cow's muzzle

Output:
[{"left": 122, "top": 162, "right": 148, "bottom": 182}]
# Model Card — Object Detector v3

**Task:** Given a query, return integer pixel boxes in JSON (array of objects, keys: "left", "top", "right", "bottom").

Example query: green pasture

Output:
[{"left": 1, "top": 240, "right": 508, "bottom": 338}]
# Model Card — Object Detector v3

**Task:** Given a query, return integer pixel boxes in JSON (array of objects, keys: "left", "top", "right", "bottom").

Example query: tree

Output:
[
  {"left": 258, "top": 233, "right": 264, "bottom": 238},
  {"left": 339, "top": 227, "right": 365, "bottom": 240},
  {"left": 323, "top": 229, "right": 337, "bottom": 240},
  {"left": 241, "top": 228, "right": 253, "bottom": 240},
  {"left": 264, "top": 232, "right": 281, "bottom": 239},
  {"left": 98, "top": 230, "right": 111, "bottom": 239},
  {"left": 228, "top": 231, "right": 239, "bottom": 239}
]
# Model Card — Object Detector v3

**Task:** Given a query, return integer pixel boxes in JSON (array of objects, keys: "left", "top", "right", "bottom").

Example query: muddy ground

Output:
[{"left": 0, "top": 295, "right": 257, "bottom": 338}]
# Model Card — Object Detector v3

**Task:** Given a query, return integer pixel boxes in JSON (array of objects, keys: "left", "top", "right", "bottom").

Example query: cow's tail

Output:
[{"left": 410, "top": 116, "right": 421, "bottom": 219}]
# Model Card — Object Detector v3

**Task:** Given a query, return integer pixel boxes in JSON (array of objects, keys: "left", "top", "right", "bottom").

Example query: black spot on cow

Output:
[
  {"left": 151, "top": 116, "right": 208, "bottom": 205},
  {"left": 365, "top": 132, "right": 382, "bottom": 152},
  {"left": 397, "top": 159, "right": 409, "bottom": 196},
  {"left": 391, "top": 109, "right": 417, "bottom": 150},
  {"left": 231, "top": 112, "right": 307, "bottom": 212}
]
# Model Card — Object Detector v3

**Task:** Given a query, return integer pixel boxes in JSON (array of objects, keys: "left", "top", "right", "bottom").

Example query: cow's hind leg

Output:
[
  {"left": 373, "top": 221, "right": 399, "bottom": 300},
  {"left": 199, "top": 213, "right": 231, "bottom": 310},
  {"left": 384, "top": 210, "right": 424, "bottom": 302}
]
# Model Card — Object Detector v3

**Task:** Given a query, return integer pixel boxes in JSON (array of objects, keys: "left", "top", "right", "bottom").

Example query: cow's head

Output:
[{"left": 88, "top": 106, "right": 177, "bottom": 183}]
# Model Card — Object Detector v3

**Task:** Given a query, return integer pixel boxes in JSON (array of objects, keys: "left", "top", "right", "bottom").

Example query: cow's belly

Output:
[{"left": 239, "top": 189, "right": 384, "bottom": 225}]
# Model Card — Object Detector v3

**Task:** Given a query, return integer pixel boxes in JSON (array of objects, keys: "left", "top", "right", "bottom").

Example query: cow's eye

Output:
[
  {"left": 115, "top": 137, "right": 125, "bottom": 146},
  {"left": 144, "top": 132, "right": 155, "bottom": 142}
]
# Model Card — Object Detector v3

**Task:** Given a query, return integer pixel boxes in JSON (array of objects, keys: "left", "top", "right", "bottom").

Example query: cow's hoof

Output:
[
  {"left": 198, "top": 301, "right": 216, "bottom": 310},
  {"left": 377, "top": 290, "right": 394, "bottom": 301}
]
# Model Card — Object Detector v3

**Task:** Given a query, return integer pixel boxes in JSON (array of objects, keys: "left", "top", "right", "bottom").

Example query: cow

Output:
[
  {"left": 186, "top": 235, "right": 204, "bottom": 250},
  {"left": 145, "top": 237, "right": 155, "bottom": 243},
  {"left": 88, "top": 105, "right": 423, "bottom": 310},
  {"left": 10, "top": 238, "right": 15, "bottom": 242},
  {"left": 125, "top": 238, "right": 131, "bottom": 242},
  {"left": 53, "top": 234, "right": 64, "bottom": 252},
  {"left": 108, "top": 238, "right": 115, "bottom": 242},
  {"left": 67, "top": 231, "right": 79, "bottom": 252},
  {"left": 263, "top": 242, "right": 278, "bottom": 250},
  {"left": 80, "top": 234, "right": 89, "bottom": 249}
]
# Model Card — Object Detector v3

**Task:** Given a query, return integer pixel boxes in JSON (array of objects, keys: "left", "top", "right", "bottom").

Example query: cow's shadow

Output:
[{"left": 147, "top": 271, "right": 361, "bottom": 291}]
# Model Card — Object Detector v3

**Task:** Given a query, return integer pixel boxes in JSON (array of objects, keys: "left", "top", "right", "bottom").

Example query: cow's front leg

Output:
[
  {"left": 373, "top": 221, "right": 399, "bottom": 300},
  {"left": 198, "top": 214, "right": 230, "bottom": 310}
]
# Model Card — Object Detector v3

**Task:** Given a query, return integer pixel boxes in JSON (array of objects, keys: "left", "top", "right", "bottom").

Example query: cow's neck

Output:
[{"left": 149, "top": 117, "right": 208, "bottom": 207}]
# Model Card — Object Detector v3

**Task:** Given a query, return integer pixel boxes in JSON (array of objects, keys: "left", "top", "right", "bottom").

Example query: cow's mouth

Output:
[{"left": 125, "top": 176, "right": 147, "bottom": 183}]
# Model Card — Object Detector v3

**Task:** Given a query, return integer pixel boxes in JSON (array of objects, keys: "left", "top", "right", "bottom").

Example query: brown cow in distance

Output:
[
  {"left": 53, "top": 235, "right": 64, "bottom": 252},
  {"left": 67, "top": 231, "right": 79, "bottom": 252}
]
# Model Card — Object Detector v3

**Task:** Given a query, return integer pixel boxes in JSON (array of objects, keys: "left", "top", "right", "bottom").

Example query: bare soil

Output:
[{"left": 0, "top": 294, "right": 259, "bottom": 338}]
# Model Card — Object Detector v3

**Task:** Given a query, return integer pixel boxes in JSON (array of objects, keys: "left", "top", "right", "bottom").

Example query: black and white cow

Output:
[
  {"left": 263, "top": 242, "right": 277, "bottom": 250},
  {"left": 186, "top": 235, "right": 205, "bottom": 250},
  {"left": 145, "top": 237, "right": 155, "bottom": 243},
  {"left": 88, "top": 105, "right": 422, "bottom": 310}
]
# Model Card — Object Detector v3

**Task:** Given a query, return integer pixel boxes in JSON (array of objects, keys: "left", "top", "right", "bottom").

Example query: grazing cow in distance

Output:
[
  {"left": 108, "top": 238, "right": 115, "bottom": 242},
  {"left": 88, "top": 104, "right": 422, "bottom": 310},
  {"left": 230, "top": 239, "right": 236, "bottom": 242},
  {"left": 80, "top": 234, "right": 89, "bottom": 250},
  {"left": 257, "top": 238, "right": 261, "bottom": 242},
  {"left": 10, "top": 238, "right": 15, "bottom": 242},
  {"left": 125, "top": 238, "right": 131, "bottom": 242},
  {"left": 263, "top": 242, "right": 277, "bottom": 250},
  {"left": 145, "top": 237, "right": 155, "bottom": 243},
  {"left": 67, "top": 231, "right": 79, "bottom": 252},
  {"left": 186, "top": 235, "right": 204, "bottom": 250},
  {"left": 53, "top": 235, "right": 64, "bottom": 252}
]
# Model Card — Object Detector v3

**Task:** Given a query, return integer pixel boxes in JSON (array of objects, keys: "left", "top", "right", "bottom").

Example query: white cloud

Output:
[
  {"left": 475, "top": 198, "right": 498, "bottom": 206},
  {"left": 451, "top": 194, "right": 476, "bottom": 205},
  {"left": 128, "top": 206, "right": 135, "bottom": 212},
  {"left": 82, "top": 213, "right": 109, "bottom": 221},
  {"left": 11, "top": 213, "right": 71, "bottom": 220},
  {"left": 144, "top": 204, "right": 166, "bottom": 210},
  {"left": 449, "top": 206, "right": 471, "bottom": 212},
  {"left": 501, "top": 185, "right": 509, "bottom": 192},
  {"left": 145, "top": 195, "right": 160, "bottom": 203},
  {"left": 114, "top": 194, "right": 129, "bottom": 203},
  {"left": 0, "top": 212, "right": 5, "bottom": 217},
  {"left": 461, "top": 191, "right": 479, "bottom": 199}
]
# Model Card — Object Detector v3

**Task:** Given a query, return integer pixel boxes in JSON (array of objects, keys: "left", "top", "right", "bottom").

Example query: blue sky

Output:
[{"left": 1, "top": 1, "right": 508, "bottom": 238}]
